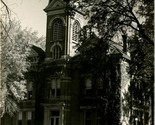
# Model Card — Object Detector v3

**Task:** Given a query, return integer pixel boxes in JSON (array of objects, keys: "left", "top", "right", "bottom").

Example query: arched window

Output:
[
  {"left": 53, "top": 19, "right": 63, "bottom": 41},
  {"left": 72, "top": 21, "right": 80, "bottom": 43},
  {"left": 52, "top": 45, "right": 61, "bottom": 59}
]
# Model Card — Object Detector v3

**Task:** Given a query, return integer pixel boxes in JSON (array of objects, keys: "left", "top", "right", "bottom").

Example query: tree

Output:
[
  {"left": 1, "top": 20, "right": 31, "bottom": 117},
  {"left": 71, "top": 0, "right": 153, "bottom": 124},
  {"left": 0, "top": 0, "right": 45, "bottom": 118},
  {"left": 72, "top": 0, "right": 153, "bottom": 45},
  {"left": 121, "top": 35, "right": 153, "bottom": 125},
  {"left": 128, "top": 32, "right": 153, "bottom": 125},
  {"left": 73, "top": 0, "right": 154, "bottom": 96}
]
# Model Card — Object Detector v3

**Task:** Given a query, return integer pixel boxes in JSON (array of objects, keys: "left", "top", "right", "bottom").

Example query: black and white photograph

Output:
[{"left": 1, "top": 0, "right": 153, "bottom": 125}]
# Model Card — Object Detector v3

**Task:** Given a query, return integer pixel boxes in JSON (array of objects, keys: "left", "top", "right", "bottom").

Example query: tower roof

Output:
[{"left": 44, "top": 0, "right": 66, "bottom": 12}]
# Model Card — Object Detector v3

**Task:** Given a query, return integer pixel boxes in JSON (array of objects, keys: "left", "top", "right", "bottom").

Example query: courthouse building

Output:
[{"left": 2, "top": 0, "right": 151, "bottom": 125}]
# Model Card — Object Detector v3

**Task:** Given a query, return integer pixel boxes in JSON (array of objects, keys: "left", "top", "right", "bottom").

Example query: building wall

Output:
[{"left": 120, "top": 59, "right": 130, "bottom": 125}]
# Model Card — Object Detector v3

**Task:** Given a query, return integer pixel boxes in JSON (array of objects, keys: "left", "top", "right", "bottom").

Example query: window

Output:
[
  {"left": 133, "top": 110, "right": 148, "bottom": 125},
  {"left": 72, "top": 21, "right": 80, "bottom": 43},
  {"left": 97, "top": 78, "right": 103, "bottom": 96},
  {"left": 50, "top": 111, "right": 60, "bottom": 125},
  {"left": 53, "top": 19, "right": 63, "bottom": 41},
  {"left": 85, "top": 77, "right": 92, "bottom": 96},
  {"left": 52, "top": 45, "right": 61, "bottom": 59},
  {"left": 27, "top": 111, "right": 32, "bottom": 125},
  {"left": 85, "top": 78, "right": 92, "bottom": 89},
  {"left": 97, "top": 111, "right": 102, "bottom": 125},
  {"left": 85, "top": 110, "right": 91, "bottom": 125},
  {"left": 97, "top": 78, "right": 103, "bottom": 89},
  {"left": 27, "top": 82, "right": 33, "bottom": 100},
  {"left": 49, "top": 79, "right": 60, "bottom": 98},
  {"left": 18, "top": 112, "right": 22, "bottom": 125}
]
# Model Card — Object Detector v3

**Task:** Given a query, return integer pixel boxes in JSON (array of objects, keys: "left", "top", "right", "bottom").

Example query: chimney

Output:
[{"left": 122, "top": 35, "right": 127, "bottom": 53}]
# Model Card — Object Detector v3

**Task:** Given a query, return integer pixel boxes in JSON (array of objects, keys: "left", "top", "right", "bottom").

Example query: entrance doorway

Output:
[{"left": 50, "top": 111, "right": 60, "bottom": 125}]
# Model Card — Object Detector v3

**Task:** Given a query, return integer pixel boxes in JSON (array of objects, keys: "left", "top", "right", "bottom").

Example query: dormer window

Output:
[
  {"left": 53, "top": 19, "right": 63, "bottom": 41},
  {"left": 72, "top": 21, "right": 80, "bottom": 43}
]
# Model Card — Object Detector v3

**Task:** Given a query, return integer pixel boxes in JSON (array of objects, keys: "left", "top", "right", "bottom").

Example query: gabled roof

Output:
[
  {"left": 78, "top": 34, "right": 130, "bottom": 60},
  {"left": 44, "top": 0, "right": 66, "bottom": 12},
  {"left": 108, "top": 41, "right": 130, "bottom": 60},
  {"left": 29, "top": 47, "right": 38, "bottom": 57},
  {"left": 31, "top": 45, "right": 45, "bottom": 57},
  {"left": 29, "top": 45, "right": 45, "bottom": 62},
  {"left": 78, "top": 33, "right": 100, "bottom": 51},
  {"left": 44, "top": 0, "right": 85, "bottom": 16}
]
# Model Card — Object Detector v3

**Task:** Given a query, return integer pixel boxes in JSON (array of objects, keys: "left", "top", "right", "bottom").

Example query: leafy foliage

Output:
[
  {"left": 1, "top": 16, "right": 45, "bottom": 118},
  {"left": 23, "top": 28, "right": 45, "bottom": 51},
  {"left": 78, "top": 35, "right": 122, "bottom": 124},
  {"left": 71, "top": 0, "right": 153, "bottom": 124},
  {"left": 72, "top": 0, "right": 153, "bottom": 45},
  {"left": 1, "top": 20, "right": 31, "bottom": 117}
]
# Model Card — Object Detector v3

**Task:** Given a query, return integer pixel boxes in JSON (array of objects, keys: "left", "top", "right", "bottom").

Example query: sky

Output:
[{"left": 6, "top": 0, "right": 49, "bottom": 37}]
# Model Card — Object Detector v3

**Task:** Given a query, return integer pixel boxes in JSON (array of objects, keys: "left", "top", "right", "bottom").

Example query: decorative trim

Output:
[
  {"left": 72, "top": 19, "right": 81, "bottom": 28},
  {"left": 47, "top": 9, "right": 65, "bottom": 16},
  {"left": 50, "top": 42, "right": 63, "bottom": 52},
  {"left": 48, "top": 15, "right": 66, "bottom": 29}
]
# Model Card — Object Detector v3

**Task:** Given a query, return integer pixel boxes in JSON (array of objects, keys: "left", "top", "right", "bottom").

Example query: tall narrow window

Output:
[
  {"left": 85, "top": 77, "right": 92, "bottom": 96},
  {"left": 49, "top": 79, "right": 60, "bottom": 98},
  {"left": 85, "top": 110, "right": 91, "bottom": 125},
  {"left": 27, "top": 111, "right": 32, "bottom": 125},
  {"left": 27, "top": 82, "right": 33, "bottom": 100},
  {"left": 18, "top": 112, "right": 22, "bottom": 125},
  {"left": 97, "top": 111, "right": 102, "bottom": 125},
  {"left": 97, "top": 78, "right": 103, "bottom": 96},
  {"left": 53, "top": 19, "right": 63, "bottom": 41},
  {"left": 52, "top": 45, "right": 61, "bottom": 59},
  {"left": 72, "top": 21, "right": 80, "bottom": 43}
]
